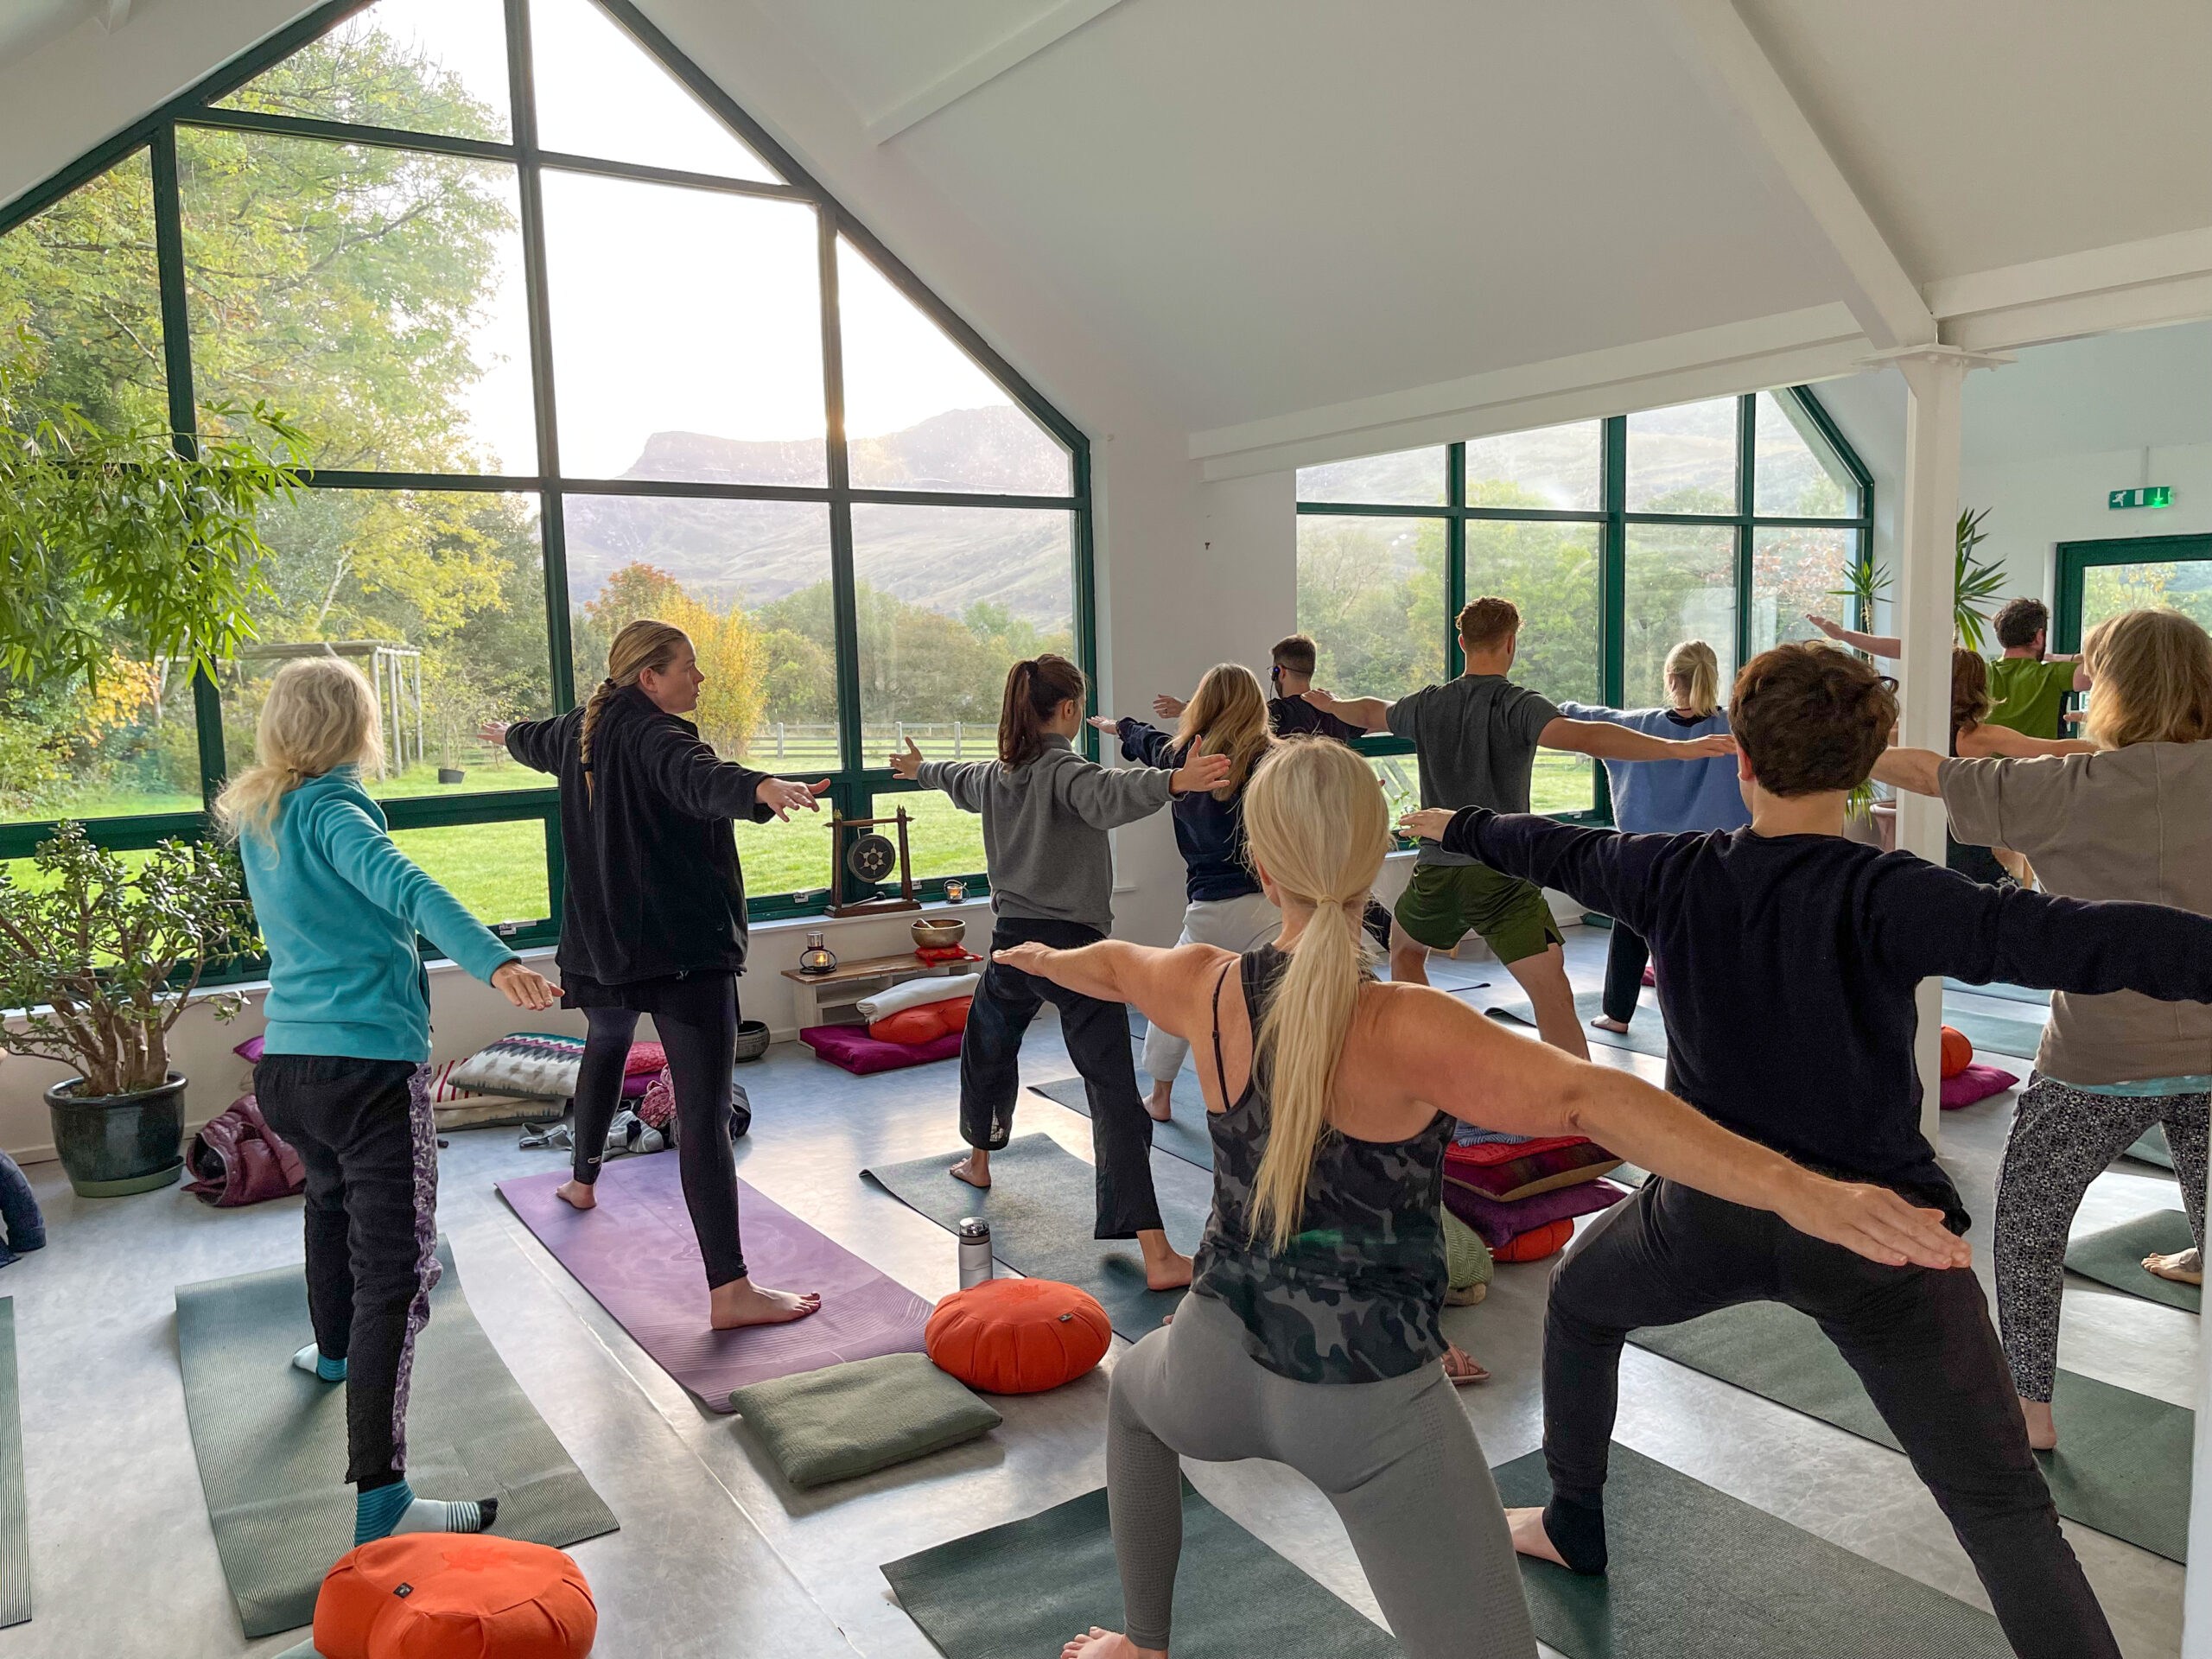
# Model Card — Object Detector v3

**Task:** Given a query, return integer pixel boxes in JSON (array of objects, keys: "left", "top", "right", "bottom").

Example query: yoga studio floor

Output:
[{"left": 2, "top": 927, "right": 2190, "bottom": 1658}]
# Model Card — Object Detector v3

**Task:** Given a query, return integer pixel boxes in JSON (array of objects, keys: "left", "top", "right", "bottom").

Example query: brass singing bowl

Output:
[{"left": 912, "top": 918, "right": 968, "bottom": 950}]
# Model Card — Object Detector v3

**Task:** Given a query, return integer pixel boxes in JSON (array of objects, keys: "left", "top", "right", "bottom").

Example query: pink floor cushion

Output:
[
  {"left": 1445, "top": 1134, "right": 1593, "bottom": 1168},
  {"left": 802, "top": 1025, "right": 964, "bottom": 1076},
  {"left": 1444, "top": 1175, "right": 1630, "bottom": 1250},
  {"left": 625, "top": 1041, "right": 667, "bottom": 1078},
  {"left": 1941, "top": 1062, "right": 2018, "bottom": 1109},
  {"left": 1446, "top": 1139, "right": 1620, "bottom": 1202}
]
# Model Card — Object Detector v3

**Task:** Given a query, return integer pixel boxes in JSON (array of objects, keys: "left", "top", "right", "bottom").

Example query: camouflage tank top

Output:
[{"left": 1188, "top": 946, "right": 1452, "bottom": 1383}]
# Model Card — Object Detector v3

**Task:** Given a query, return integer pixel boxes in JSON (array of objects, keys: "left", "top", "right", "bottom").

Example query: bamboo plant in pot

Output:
[{"left": 0, "top": 825, "right": 257, "bottom": 1195}]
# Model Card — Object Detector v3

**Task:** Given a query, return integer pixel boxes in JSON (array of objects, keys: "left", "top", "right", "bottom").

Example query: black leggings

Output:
[
  {"left": 1542, "top": 1177, "right": 2119, "bottom": 1659},
  {"left": 571, "top": 998, "right": 748, "bottom": 1288},
  {"left": 1599, "top": 921, "right": 1649, "bottom": 1023}
]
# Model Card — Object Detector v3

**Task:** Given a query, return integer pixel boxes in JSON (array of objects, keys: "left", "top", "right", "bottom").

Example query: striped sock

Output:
[
  {"left": 292, "top": 1343, "right": 346, "bottom": 1382},
  {"left": 354, "top": 1480, "right": 499, "bottom": 1546}
]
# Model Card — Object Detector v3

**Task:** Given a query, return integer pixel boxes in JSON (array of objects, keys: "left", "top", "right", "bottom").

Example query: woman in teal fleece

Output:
[{"left": 217, "top": 657, "right": 560, "bottom": 1548}]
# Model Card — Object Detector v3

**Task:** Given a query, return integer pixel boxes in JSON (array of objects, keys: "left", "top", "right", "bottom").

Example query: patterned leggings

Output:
[{"left": 1993, "top": 1077, "right": 2209, "bottom": 1401}]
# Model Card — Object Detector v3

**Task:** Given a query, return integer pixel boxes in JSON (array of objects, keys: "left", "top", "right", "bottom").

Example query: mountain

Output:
[{"left": 563, "top": 406, "right": 1077, "bottom": 623}]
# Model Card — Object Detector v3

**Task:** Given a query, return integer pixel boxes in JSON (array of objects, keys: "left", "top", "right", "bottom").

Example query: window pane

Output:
[
  {"left": 1465, "top": 519, "right": 1600, "bottom": 813},
  {"left": 837, "top": 237, "right": 1070, "bottom": 496},
  {"left": 542, "top": 171, "right": 822, "bottom": 483},
  {"left": 1295, "top": 516, "right": 1446, "bottom": 702},
  {"left": 851, "top": 505, "right": 1075, "bottom": 755},
  {"left": 1297, "top": 448, "right": 1446, "bottom": 507},
  {"left": 1624, "top": 524, "right": 1737, "bottom": 707},
  {"left": 734, "top": 812, "right": 835, "bottom": 906},
  {"left": 180, "top": 130, "right": 535, "bottom": 474},
  {"left": 564, "top": 495, "right": 837, "bottom": 766},
  {"left": 1365, "top": 753, "right": 1420, "bottom": 823},
  {"left": 212, "top": 0, "right": 512, "bottom": 142},
  {"left": 1754, "top": 391, "right": 1858, "bottom": 518},
  {"left": 0, "top": 662, "right": 205, "bottom": 826},
  {"left": 874, "top": 790, "right": 987, "bottom": 886},
  {"left": 2081, "top": 560, "right": 2212, "bottom": 636},
  {"left": 0, "top": 149, "right": 166, "bottom": 430},
  {"left": 220, "top": 490, "right": 553, "bottom": 797},
  {"left": 1751, "top": 527, "right": 1858, "bottom": 656},
  {"left": 1463, "top": 421, "right": 1602, "bottom": 512},
  {"left": 1626, "top": 397, "right": 1739, "bottom": 513},
  {"left": 528, "top": 0, "right": 779, "bottom": 183},
  {"left": 389, "top": 820, "right": 550, "bottom": 928}
]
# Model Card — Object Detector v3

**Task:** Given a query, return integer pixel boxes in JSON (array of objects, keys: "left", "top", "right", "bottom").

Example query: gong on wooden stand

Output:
[{"left": 828, "top": 808, "right": 922, "bottom": 918}]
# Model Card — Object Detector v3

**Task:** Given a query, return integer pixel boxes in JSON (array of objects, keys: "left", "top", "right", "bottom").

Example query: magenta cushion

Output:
[
  {"left": 1941, "top": 1062, "right": 2018, "bottom": 1109},
  {"left": 1444, "top": 1176, "right": 1629, "bottom": 1249},
  {"left": 801, "top": 1025, "right": 964, "bottom": 1076},
  {"left": 233, "top": 1034, "right": 265, "bottom": 1064},
  {"left": 1445, "top": 1140, "right": 1620, "bottom": 1200}
]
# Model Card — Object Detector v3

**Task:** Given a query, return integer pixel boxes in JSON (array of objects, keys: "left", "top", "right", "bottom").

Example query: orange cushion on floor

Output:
[
  {"left": 314, "top": 1535, "right": 596, "bottom": 1659},
  {"left": 925, "top": 1277, "right": 1111, "bottom": 1394},
  {"left": 1492, "top": 1217, "right": 1575, "bottom": 1263},
  {"left": 870, "top": 1006, "right": 950, "bottom": 1045},
  {"left": 941, "top": 997, "right": 970, "bottom": 1033},
  {"left": 1940, "top": 1025, "right": 1974, "bottom": 1080}
]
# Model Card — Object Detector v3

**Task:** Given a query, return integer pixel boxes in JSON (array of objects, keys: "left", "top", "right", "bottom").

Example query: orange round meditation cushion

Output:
[
  {"left": 925, "top": 1277, "right": 1111, "bottom": 1394},
  {"left": 941, "top": 997, "right": 970, "bottom": 1032},
  {"left": 1940, "top": 1025, "right": 1973, "bottom": 1080},
  {"left": 315, "top": 1535, "right": 595, "bottom": 1659},
  {"left": 1493, "top": 1217, "right": 1574, "bottom": 1263},
  {"left": 870, "top": 1006, "right": 949, "bottom": 1045}
]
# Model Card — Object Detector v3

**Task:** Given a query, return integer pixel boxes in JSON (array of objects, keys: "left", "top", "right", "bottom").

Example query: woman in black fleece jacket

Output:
[
  {"left": 1404, "top": 643, "right": 2212, "bottom": 1659},
  {"left": 491, "top": 619, "right": 830, "bottom": 1331}
]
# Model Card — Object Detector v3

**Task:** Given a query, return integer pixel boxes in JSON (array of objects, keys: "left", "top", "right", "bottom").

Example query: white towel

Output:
[{"left": 855, "top": 973, "right": 980, "bottom": 1022}]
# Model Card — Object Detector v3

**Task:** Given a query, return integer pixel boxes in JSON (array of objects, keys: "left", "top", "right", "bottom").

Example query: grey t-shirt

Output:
[{"left": 1387, "top": 675, "right": 1560, "bottom": 866}]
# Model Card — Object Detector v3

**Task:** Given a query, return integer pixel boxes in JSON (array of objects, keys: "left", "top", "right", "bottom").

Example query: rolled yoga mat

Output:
[
  {"left": 1943, "top": 977, "right": 2051, "bottom": 1007},
  {"left": 175, "top": 1240, "right": 617, "bottom": 1638},
  {"left": 499, "top": 1154, "right": 932, "bottom": 1408},
  {"left": 2065, "top": 1209, "right": 2200, "bottom": 1313},
  {"left": 0, "top": 1300, "right": 26, "bottom": 1628},
  {"left": 1031, "top": 1072, "right": 1215, "bottom": 1172},
  {"left": 861, "top": 1133, "right": 1211, "bottom": 1339},
  {"left": 1492, "top": 1443, "right": 2013, "bottom": 1659},
  {"left": 1478, "top": 991, "right": 1670, "bottom": 1060},
  {"left": 1940, "top": 1004, "right": 2047, "bottom": 1062},
  {"left": 1627, "top": 1299, "right": 2191, "bottom": 1561},
  {"left": 881, "top": 1482, "right": 1402, "bottom": 1658}
]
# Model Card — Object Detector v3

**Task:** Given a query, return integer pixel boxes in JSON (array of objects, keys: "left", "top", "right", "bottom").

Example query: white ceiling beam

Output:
[
  {"left": 1929, "top": 225, "right": 2212, "bottom": 353},
  {"left": 1188, "top": 303, "right": 1868, "bottom": 481},
  {"left": 1650, "top": 0, "right": 1936, "bottom": 352},
  {"left": 863, "top": 0, "right": 1128, "bottom": 145}
]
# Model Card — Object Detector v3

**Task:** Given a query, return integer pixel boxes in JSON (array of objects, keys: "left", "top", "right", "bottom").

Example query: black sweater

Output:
[
  {"left": 1116, "top": 719, "right": 1261, "bottom": 903},
  {"left": 505, "top": 687, "right": 774, "bottom": 984},
  {"left": 1444, "top": 808, "right": 2212, "bottom": 1227}
]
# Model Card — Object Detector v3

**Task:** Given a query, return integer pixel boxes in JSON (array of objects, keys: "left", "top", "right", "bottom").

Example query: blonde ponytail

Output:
[
  {"left": 1664, "top": 639, "right": 1720, "bottom": 718},
  {"left": 1239, "top": 738, "right": 1390, "bottom": 1251},
  {"left": 213, "top": 655, "right": 384, "bottom": 848}
]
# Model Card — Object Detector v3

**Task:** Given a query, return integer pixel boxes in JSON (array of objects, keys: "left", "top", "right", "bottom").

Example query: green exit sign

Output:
[{"left": 2110, "top": 486, "right": 2172, "bottom": 510}]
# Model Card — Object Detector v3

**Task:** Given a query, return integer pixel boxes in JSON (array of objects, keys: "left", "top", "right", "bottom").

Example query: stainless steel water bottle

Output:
[{"left": 957, "top": 1217, "right": 994, "bottom": 1289}]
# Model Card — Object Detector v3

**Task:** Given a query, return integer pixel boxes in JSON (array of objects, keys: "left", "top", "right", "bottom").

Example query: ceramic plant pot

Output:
[{"left": 46, "top": 1071, "right": 188, "bottom": 1197}]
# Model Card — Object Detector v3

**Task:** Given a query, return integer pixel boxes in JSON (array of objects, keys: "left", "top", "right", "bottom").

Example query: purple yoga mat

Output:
[{"left": 498, "top": 1154, "right": 932, "bottom": 1410}]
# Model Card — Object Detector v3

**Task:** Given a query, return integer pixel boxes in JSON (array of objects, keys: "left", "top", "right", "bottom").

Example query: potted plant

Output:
[{"left": 0, "top": 824, "right": 258, "bottom": 1196}]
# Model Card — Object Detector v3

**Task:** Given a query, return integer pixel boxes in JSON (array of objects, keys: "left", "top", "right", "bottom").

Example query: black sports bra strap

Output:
[{"left": 1209, "top": 960, "right": 1236, "bottom": 1108}]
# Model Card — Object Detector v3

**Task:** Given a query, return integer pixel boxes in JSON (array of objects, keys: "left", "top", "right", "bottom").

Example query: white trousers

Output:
[{"left": 1141, "top": 889, "right": 1281, "bottom": 1084}]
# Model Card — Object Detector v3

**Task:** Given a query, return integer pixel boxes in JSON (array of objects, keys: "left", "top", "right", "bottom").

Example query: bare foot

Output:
[
  {"left": 950, "top": 1150, "right": 990, "bottom": 1189},
  {"left": 1060, "top": 1627, "right": 1164, "bottom": 1659},
  {"left": 1443, "top": 1342, "right": 1490, "bottom": 1385},
  {"left": 2145, "top": 1247, "right": 2203, "bottom": 1285},
  {"left": 709, "top": 1278, "right": 823, "bottom": 1330},
  {"left": 1507, "top": 1506, "right": 1570, "bottom": 1567},
  {"left": 1146, "top": 1081, "right": 1174, "bottom": 1123},
  {"left": 1590, "top": 1015, "right": 1630, "bottom": 1035},
  {"left": 2019, "top": 1395, "right": 2057, "bottom": 1451},
  {"left": 555, "top": 1179, "right": 597, "bottom": 1211},
  {"left": 1138, "top": 1230, "right": 1194, "bottom": 1292}
]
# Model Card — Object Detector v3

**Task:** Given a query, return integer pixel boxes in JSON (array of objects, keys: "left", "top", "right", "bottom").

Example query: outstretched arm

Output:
[
  {"left": 1539, "top": 717, "right": 1734, "bottom": 762},
  {"left": 1302, "top": 689, "right": 1391, "bottom": 734},
  {"left": 1955, "top": 724, "right": 2095, "bottom": 760},
  {"left": 1805, "top": 614, "right": 1902, "bottom": 658},
  {"left": 1870, "top": 746, "right": 1943, "bottom": 797}
]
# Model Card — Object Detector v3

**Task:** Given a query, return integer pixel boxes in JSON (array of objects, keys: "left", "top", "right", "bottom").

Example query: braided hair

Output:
[{"left": 582, "top": 620, "right": 690, "bottom": 798}]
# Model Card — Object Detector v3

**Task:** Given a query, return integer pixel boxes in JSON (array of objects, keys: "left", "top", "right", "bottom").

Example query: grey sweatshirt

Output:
[{"left": 918, "top": 734, "right": 1176, "bottom": 933}]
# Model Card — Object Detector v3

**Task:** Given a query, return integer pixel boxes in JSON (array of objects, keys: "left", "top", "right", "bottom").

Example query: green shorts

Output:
[{"left": 1393, "top": 861, "right": 1563, "bottom": 964}]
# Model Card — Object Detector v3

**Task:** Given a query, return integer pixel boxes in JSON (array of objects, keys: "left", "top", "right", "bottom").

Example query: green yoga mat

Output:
[
  {"left": 2125, "top": 1124, "right": 2176, "bottom": 1170},
  {"left": 1943, "top": 977, "right": 2050, "bottom": 1007},
  {"left": 1031, "top": 1074, "right": 1216, "bottom": 1171},
  {"left": 2066, "top": 1210, "right": 2201, "bottom": 1313},
  {"left": 862, "top": 1134, "right": 1209, "bottom": 1338},
  {"left": 0, "top": 1300, "right": 26, "bottom": 1628},
  {"left": 1478, "top": 990, "right": 1670, "bottom": 1060},
  {"left": 881, "top": 1483, "right": 1401, "bottom": 1658},
  {"left": 1629, "top": 1299, "right": 2190, "bottom": 1560},
  {"left": 1942, "top": 1005, "right": 2046, "bottom": 1062},
  {"left": 176, "top": 1240, "right": 619, "bottom": 1637},
  {"left": 1492, "top": 1444, "right": 2012, "bottom": 1658}
]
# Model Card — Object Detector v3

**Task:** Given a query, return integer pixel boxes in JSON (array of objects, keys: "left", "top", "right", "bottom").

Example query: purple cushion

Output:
[
  {"left": 1444, "top": 1176, "right": 1629, "bottom": 1249},
  {"left": 801, "top": 1025, "right": 963, "bottom": 1076},
  {"left": 1941, "top": 1062, "right": 2018, "bottom": 1109},
  {"left": 234, "top": 1035, "right": 265, "bottom": 1064},
  {"left": 1446, "top": 1140, "right": 1620, "bottom": 1201}
]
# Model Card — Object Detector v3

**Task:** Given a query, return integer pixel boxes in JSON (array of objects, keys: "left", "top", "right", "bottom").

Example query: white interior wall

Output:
[{"left": 1967, "top": 443, "right": 2212, "bottom": 619}]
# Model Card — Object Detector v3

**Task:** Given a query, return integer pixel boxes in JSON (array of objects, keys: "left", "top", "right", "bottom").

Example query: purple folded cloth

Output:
[{"left": 1443, "top": 1175, "right": 1629, "bottom": 1249}]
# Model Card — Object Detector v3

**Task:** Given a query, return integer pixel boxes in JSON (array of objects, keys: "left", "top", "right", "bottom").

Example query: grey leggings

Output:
[
  {"left": 1107, "top": 1291, "right": 1536, "bottom": 1658},
  {"left": 1994, "top": 1076, "right": 2208, "bottom": 1401}
]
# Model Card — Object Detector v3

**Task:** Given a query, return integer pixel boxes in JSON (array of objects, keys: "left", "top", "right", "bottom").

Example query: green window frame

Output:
[
  {"left": 0, "top": 0, "right": 1093, "bottom": 972},
  {"left": 2053, "top": 532, "right": 2212, "bottom": 652},
  {"left": 1296, "top": 387, "right": 1872, "bottom": 824}
]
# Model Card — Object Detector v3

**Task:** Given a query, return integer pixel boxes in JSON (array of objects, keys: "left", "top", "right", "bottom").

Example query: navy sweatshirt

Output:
[
  {"left": 1117, "top": 718, "right": 1262, "bottom": 903},
  {"left": 1444, "top": 808, "right": 2212, "bottom": 1228}
]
